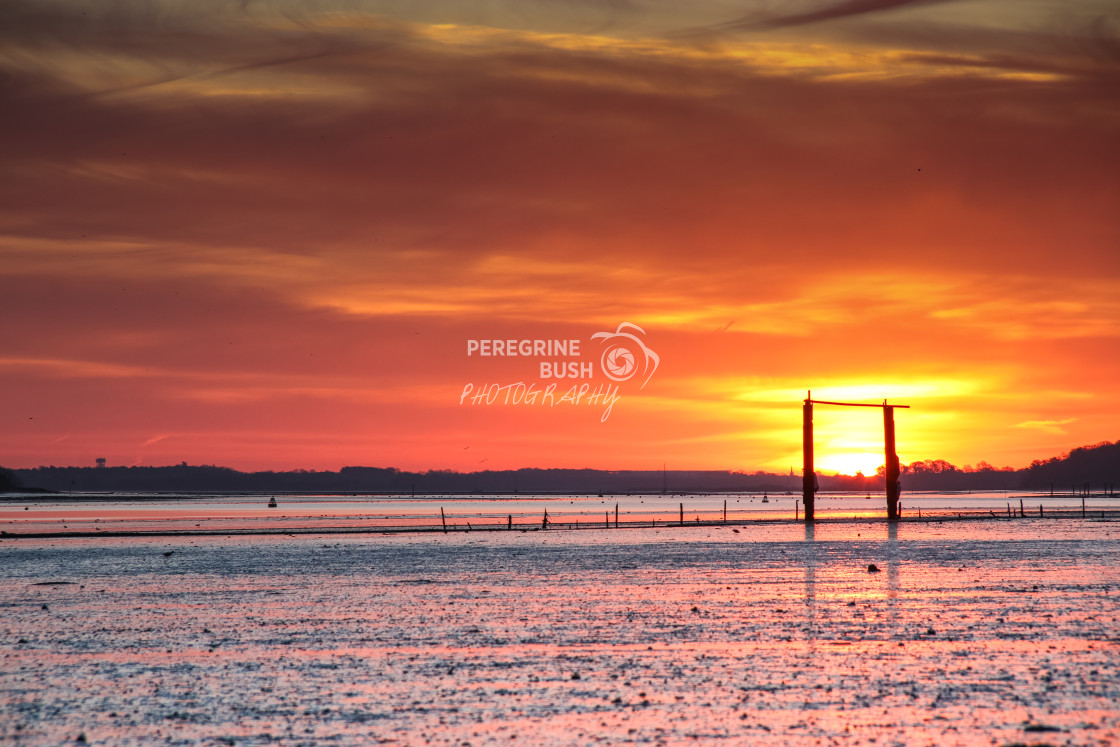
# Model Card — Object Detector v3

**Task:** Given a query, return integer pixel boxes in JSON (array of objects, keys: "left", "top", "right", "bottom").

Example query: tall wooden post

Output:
[
  {"left": 802, "top": 394, "right": 815, "bottom": 522},
  {"left": 884, "top": 404, "right": 900, "bottom": 520}
]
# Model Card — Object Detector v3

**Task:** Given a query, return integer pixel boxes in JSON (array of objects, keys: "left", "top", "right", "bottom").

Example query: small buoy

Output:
[{"left": 867, "top": 563, "right": 881, "bottom": 573}]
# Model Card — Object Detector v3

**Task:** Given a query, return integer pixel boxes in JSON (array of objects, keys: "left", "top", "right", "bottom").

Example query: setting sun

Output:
[{"left": 816, "top": 453, "right": 884, "bottom": 478}]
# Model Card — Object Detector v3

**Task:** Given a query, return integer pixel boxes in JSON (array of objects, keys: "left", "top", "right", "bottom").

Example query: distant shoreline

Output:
[{"left": 3, "top": 488, "right": 1116, "bottom": 501}]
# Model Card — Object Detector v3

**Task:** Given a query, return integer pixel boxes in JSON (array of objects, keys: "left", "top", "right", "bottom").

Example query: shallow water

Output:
[
  {"left": 2, "top": 520, "right": 1118, "bottom": 745},
  {"left": 3, "top": 491, "right": 1118, "bottom": 535}
]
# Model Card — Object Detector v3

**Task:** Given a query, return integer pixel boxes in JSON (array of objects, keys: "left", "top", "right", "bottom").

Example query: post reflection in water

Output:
[
  {"left": 887, "top": 521, "right": 900, "bottom": 639},
  {"left": 803, "top": 521, "right": 816, "bottom": 644}
]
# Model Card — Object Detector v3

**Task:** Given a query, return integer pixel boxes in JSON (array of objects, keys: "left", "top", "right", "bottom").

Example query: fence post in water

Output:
[
  {"left": 724, "top": 499, "right": 727, "bottom": 523},
  {"left": 1007, "top": 503, "right": 1011, "bottom": 517},
  {"left": 543, "top": 509, "right": 549, "bottom": 530},
  {"left": 606, "top": 510, "right": 610, "bottom": 529},
  {"left": 795, "top": 500, "right": 799, "bottom": 521},
  {"left": 441, "top": 507, "right": 447, "bottom": 533},
  {"left": 1020, "top": 498, "right": 1024, "bottom": 518},
  {"left": 1082, "top": 494, "right": 1086, "bottom": 517},
  {"left": 615, "top": 503, "right": 619, "bottom": 528},
  {"left": 679, "top": 502, "right": 684, "bottom": 525},
  {"left": 1039, "top": 504, "right": 1043, "bottom": 518},
  {"left": 508, "top": 514, "right": 512, "bottom": 530}
]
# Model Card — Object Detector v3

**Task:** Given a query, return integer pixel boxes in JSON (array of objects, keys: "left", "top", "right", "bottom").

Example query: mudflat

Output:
[{"left": 2, "top": 519, "right": 1117, "bottom": 745}]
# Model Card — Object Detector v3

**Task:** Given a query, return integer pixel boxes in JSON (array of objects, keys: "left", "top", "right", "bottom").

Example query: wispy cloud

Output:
[
  {"left": 721, "top": 0, "right": 951, "bottom": 31},
  {"left": 1013, "top": 418, "right": 1078, "bottom": 434},
  {"left": 140, "top": 433, "right": 176, "bottom": 447},
  {"left": 0, "top": 357, "right": 154, "bottom": 379}
]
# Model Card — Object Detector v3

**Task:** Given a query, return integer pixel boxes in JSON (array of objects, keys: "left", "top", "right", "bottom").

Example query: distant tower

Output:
[{"left": 95, "top": 458, "right": 107, "bottom": 469}]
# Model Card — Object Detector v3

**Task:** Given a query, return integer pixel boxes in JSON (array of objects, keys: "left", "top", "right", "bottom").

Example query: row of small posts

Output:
[
  {"left": 440, "top": 498, "right": 739, "bottom": 532},
  {"left": 439, "top": 490, "right": 1102, "bottom": 531}
]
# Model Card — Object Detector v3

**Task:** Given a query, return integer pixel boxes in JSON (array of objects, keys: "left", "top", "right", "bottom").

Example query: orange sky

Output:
[{"left": 1, "top": 0, "right": 1118, "bottom": 475}]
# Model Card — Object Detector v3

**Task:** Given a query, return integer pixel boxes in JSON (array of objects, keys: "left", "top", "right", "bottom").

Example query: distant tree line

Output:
[
  {"left": 3, "top": 440, "right": 1115, "bottom": 494},
  {"left": 2, "top": 464, "right": 797, "bottom": 495}
]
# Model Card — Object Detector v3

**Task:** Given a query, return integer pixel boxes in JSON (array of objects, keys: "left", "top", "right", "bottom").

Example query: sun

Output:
[{"left": 817, "top": 452, "right": 883, "bottom": 477}]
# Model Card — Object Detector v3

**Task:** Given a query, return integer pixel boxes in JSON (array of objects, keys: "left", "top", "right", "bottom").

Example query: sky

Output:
[{"left": 1, "top": 0, "right": 1118, "bottom": 476}]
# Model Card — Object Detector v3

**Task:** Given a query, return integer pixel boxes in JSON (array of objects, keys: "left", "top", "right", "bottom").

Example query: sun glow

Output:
[{"left": 817, "top": 452, "right": 884, "bottom": 477}]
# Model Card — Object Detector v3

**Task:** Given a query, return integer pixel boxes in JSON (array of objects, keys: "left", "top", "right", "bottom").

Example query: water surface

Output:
[{"left": 2, "top": 520, "right": 1118, "bottom": 745}]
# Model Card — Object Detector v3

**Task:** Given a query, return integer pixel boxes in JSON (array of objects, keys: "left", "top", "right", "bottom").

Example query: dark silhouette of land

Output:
[
  {"left": 2, "top": 440, "right": 1115, "bottom": 495},
  {"left": 0, "top": 467, "right": 52, "bottom": 493}
]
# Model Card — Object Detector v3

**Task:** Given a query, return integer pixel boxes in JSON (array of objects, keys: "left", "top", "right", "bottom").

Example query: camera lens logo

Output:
[
  {"left": 591, "top": 322, "right": 659, "bottom": 389},
  {"left": 605, "top": 348, "right": 635, "bottom": 378}
]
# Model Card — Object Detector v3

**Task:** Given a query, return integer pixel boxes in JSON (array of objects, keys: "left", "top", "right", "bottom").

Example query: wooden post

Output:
[
  {"left": 543, "top": 509, "right": 549, "bottom": 529},
  {"left": 606, "top": 510, "right": 610, "bottom": 528},
  {"left": 1082, "top": 494, "right": 1086, "bottom": 517},
  {"left": 679, "top": 502, "right": 684, "bottom": 525},
  {"left": 1019, "top": 498, "right": 1024, "bottom": 517},
  {"left": 884, "top": 404, "right": 900, "bottom": 521},
  {"left": 1039, "top": 504, "right": 1043, "bottom": 518},
  {"left": 615, "top": 503, "right": 619, "bottom": 528},
  {"left": 723, "top": 499, "right": 727, "bottom": 523},
  {"left": 508, "top": 514, "right": 512, "bottom": 530},
  {"left": 803, "top": 395, "right": 815, "bottom": 522},
  {"left": 799, "top": 394, "right": 909, "bottom": 523},
  {"left": 441, "top": 507, "right": 447, "bottom": 533},
  {"left": 795, "top": 499, "right": 799, "bottom": 521}
]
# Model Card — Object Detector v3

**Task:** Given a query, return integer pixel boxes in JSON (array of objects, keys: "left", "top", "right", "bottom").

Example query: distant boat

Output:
[
  {"left": 761, "top": 495, "right": 769, "bottom": 504},
  {"left": 268, "top": 497, "right": 277, "bottom": 508}
]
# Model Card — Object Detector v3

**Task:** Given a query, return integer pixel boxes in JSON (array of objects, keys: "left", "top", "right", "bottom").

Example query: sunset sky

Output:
[{"left": 2, "top": 0, "right": 1118, "bottom": 476}]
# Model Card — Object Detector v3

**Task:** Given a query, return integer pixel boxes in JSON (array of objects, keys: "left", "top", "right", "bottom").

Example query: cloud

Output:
[
  {"left": 140, "top": 433, "right": 175, "bottom": 447},
  {"left": 0, "top": 356, "right": 154, "bottom": 379},
  {"left": 1013, "top": 418, "right": 1078, "bottom": 434},
  {"left": 720, "top": 0, "right": 951, "bottom": 31}
]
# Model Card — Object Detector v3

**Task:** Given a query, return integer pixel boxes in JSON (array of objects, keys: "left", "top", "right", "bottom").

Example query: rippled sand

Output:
[{"left": 2, "top": 520, "right": 1118, "bottom": 745}]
